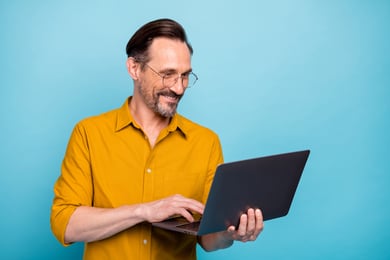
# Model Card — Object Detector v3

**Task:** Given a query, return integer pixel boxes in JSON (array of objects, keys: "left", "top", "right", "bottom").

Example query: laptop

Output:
[{"left": 152, "top": 149, "right": 310, "bottom": 236}]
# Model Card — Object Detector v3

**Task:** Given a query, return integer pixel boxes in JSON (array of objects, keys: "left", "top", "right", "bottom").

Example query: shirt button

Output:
[
  {"left": 143, "top": 239, "right": 148, "bottom": 245},
  {"left": 146, "top": 168, "right": 152, "bottom": 174}
]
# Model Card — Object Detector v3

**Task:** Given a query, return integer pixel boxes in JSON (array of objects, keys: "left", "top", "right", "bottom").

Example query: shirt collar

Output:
[
  {"left": 115, "top": 97, "right": 188, "bottom": 138},
  {"left": 115, "top": 97, "right": 134, "bottom": 132},
  {"left": 168, "top": 113, "right": 187, "bottom": 138}
]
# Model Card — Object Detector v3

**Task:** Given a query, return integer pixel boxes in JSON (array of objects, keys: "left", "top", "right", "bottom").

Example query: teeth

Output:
[{"left": 164, "top": 95, "right": 177, "bottom": 100}]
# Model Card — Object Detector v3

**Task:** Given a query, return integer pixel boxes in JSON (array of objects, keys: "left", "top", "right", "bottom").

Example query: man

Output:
[{"left": 51, "top": 18, "right": 263, "bottom": 259}]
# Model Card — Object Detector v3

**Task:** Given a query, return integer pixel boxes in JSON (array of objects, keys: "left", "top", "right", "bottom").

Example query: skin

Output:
[{"left": 64, "top": 38, "right": 264, "bottom": 251}]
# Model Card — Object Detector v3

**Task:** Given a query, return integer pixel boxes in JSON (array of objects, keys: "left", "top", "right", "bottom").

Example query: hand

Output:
[
  {"left": 226, "top": 208, "right": 263, "bottom": 242},
  {"left": 142, "top": 194, "right": 204, "bottom": 223}
]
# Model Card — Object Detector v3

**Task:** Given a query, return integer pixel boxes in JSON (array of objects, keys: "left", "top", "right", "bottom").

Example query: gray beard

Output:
[
  {"left": 137, "top": 82, "right": 181, "bottom": 118},
  {"left": 155, "top": 101, "right": 178, "bottom": 118}
]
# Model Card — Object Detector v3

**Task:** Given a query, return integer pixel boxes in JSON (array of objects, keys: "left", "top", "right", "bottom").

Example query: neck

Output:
[{"left": 129, "top": 97, "right": 170, "bottom": 147}]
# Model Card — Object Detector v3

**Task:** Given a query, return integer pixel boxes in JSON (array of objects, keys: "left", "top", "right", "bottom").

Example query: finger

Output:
[
  {"left": 183, "top": 200, "right": 205, "bottom": 216},
  {"left": 169, "top": 195, "right": 205, "bottom": 221},
  {"left": 237, "top": 213, "right": 248, "bottom": 237},
  {"left": 179, "top": 209, "right": 195, "bottom": 222},
  {"left": 172, "top": 195, "right": 205, "bottom": 214},
  {"left": 246, "top": 208, "right": 256, "bottom": 234},
  {"left": 253, "top": 209, "right": 264, "bottom": 237},
  {"left": 227, "top": 225, "right": 236, "bottom": 232},
  {"left": 226, "top": 225, "right": 241, "bottom": 241}
]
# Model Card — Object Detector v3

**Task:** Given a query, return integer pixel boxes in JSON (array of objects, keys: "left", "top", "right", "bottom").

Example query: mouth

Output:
[{"left": 158, "top": 91, "right": 182, "bottom": 104}]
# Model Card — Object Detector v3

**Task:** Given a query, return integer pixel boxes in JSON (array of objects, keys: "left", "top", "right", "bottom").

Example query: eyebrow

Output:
[{"left": 159, "top": 67, "right": 193, "bottom": 75}]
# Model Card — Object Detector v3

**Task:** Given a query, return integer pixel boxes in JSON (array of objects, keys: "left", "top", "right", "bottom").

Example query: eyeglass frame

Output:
[{"left": 142, "top": 62, "right": 198, "bottom": 88}]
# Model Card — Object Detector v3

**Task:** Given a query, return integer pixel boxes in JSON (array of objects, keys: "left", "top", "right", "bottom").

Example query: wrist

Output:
[
  {"left": 219, "top": 231, "right": 234, "bottom": 247},
  {"left": 124, "top": 204, "right": 148, "bottom": 223}
]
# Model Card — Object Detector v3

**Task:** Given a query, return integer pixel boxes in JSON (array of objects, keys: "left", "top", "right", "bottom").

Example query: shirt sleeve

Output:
[{"left": 50, "top": 122, "right": 93, "bottom": 246}]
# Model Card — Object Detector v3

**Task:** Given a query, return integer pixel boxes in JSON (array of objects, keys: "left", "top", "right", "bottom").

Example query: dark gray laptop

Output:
[{"left": 152, "top": 150, "right": 310, "bottom": 235}]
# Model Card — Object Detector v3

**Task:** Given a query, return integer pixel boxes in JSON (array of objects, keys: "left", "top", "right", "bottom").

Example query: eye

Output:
[
  {"left": 181, "top": 72, "right": 190, "bottom": 79},
  {"left": 163, "top": 72, "right": 176, "bottom": 79}
]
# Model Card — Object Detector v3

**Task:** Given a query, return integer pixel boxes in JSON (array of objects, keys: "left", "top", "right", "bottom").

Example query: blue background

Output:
[{"left": 1, "top": 0, "right": 389, "bottom": 259}]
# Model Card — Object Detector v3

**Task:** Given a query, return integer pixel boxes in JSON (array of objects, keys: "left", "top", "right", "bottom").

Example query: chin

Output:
[
  {"left": 160, "top": 110, "right": 176, "bottom": 118},
  {"left": 156, "top": 101, "right": 179, "bottom": 117},
  {"left": 155, "top": 105, "right": 175, "bottom": 118}
]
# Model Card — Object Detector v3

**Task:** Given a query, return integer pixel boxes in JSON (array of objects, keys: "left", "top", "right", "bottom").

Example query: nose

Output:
[{"left": 170, "top": 76, "right": 186, "bottom": 95}]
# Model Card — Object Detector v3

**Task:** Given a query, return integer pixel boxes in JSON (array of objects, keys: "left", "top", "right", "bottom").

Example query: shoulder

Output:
[
  {"left": 74, "top": 106, "right": 121, "bottom": 133},
  {"left": 176, "top": 114, "right": 220, "bottom": 141}
]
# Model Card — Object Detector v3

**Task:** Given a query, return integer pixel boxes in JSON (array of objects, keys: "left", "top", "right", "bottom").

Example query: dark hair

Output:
[{"left": 125, "top": 18, "right": 193, "bottom": 64}]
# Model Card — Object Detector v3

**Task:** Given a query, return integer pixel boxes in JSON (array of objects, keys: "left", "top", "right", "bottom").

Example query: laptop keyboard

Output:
[{"left": 177, "top": 221, "right": 200, "bottom": 232}]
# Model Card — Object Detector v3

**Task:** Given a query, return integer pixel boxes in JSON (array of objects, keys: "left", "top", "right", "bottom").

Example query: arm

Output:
[
  {"left": 51, "top": 122, "right": 204, "bottom": 245},
  {"left": 65, "top": 205, "right": 143, "bottom": 243},
  {"left": 198, "top": 208, "right": 264, "bottom": 252},
  {"left": 65, "top": 194, "right": 204, "bottom": 243}
]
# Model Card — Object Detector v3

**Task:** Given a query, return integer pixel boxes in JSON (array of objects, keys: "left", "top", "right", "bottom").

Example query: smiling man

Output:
[{"left": 50, "top": 18, "right": 263, "bottom": 259}]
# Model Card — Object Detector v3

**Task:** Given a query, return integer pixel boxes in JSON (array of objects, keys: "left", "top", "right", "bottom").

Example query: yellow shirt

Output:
[{"left": 50, "top": 97, "right": 223, "bottom": 260}]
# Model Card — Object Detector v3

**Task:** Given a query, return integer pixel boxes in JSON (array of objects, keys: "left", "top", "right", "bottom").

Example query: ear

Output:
[{"left": 126, "top": 57, "right": 141, "bottom": 80}]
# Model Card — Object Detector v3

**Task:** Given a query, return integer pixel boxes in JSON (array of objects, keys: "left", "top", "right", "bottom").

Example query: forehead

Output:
[{"left": 148, "top": 38, "right": 192, "bottom": 69}]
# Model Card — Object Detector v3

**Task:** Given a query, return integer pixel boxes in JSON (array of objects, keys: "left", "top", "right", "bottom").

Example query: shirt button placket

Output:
[{"left": 143, "top": 165, "right": 154, "bottom": 204}]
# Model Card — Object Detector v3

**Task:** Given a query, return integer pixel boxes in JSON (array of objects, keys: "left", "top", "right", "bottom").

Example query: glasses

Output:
[{"left": 144, "top": 63, "right": 198, "bottom": 88}]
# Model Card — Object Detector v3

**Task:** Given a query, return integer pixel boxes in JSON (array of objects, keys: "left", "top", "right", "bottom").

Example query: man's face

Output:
[{"left": 137, "top": 38, "right": 192, "bottom": 118}]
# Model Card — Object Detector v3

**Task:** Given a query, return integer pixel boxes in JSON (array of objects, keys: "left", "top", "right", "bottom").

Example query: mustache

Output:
[{"left": 157, "top": 90, "right": 182, "bottom": 99}]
